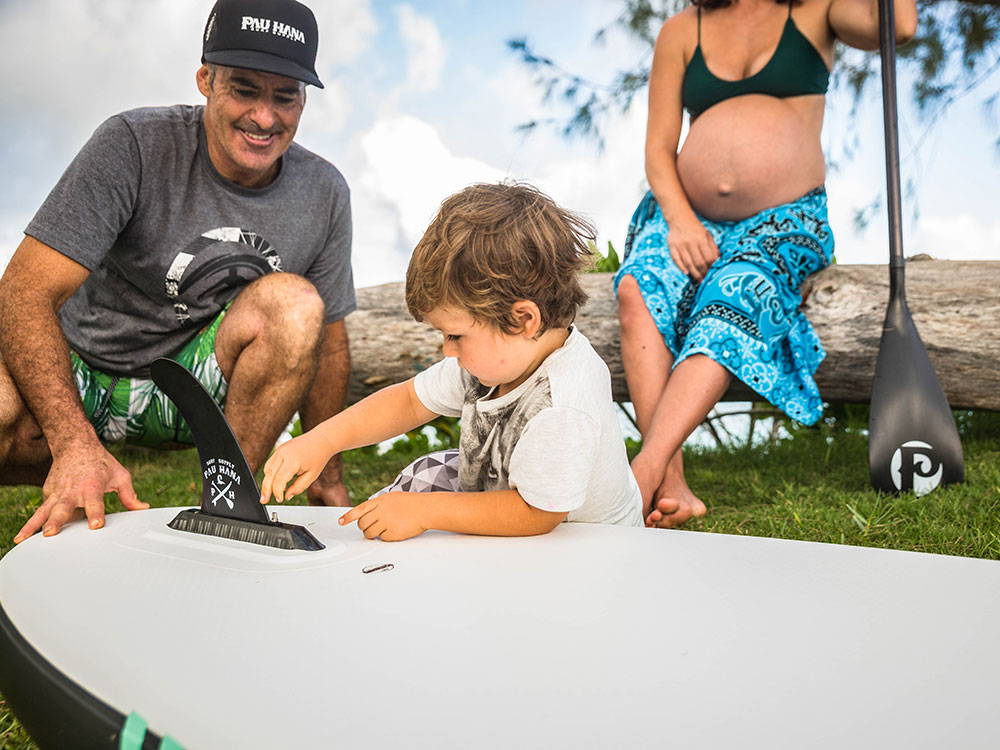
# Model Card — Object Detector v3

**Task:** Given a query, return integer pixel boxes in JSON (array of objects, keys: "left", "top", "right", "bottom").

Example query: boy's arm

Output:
[
  {"left": 261, "top": 378, "right": 436, "bottom": 502},
  {"left": 340, "top": 489, "right": 567, "bottom": 541}
]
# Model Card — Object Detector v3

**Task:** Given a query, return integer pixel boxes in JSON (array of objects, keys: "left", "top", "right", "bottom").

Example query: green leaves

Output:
[{"left": 588, "top": 240, "right": 621, "bottom": 273}]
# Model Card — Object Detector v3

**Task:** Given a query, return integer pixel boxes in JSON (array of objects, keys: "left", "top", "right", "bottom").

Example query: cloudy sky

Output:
[{"left": 1, "top": 0, "right": 998, "bottom": 288}]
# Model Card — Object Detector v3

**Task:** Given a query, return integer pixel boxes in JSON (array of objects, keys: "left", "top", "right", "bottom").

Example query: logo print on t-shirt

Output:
[
  {"left": 164, "top": 227, "right": 282, "bottom": 326},
  {"left": 458, "top": 374, "right": 552, "bottom": 493}
]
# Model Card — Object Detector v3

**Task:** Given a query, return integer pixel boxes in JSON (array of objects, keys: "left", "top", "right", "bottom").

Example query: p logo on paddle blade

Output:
[{"left": 890, "top": 440, "right": 943, "bottom": 496}]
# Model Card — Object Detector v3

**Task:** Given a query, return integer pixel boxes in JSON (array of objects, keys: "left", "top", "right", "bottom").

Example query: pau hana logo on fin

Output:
[
  {"left": 204, "top": 457, "right": 242, "bottom": 510},
  {"left": 890, "top": 440, "right": 943, "bottom": 496}
]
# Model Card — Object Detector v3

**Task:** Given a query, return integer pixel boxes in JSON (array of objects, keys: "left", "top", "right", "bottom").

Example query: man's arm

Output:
[
  {"left": 298, "top": 318, "right": 352, "bottom": 505},
  {"left": 1, "top": 236, "right": 146, "bottom": 543}
]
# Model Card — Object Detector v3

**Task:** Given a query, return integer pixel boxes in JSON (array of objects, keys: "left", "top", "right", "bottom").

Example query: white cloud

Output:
[
  {"left": 469, "top": 59, "right": 648, "bottom": 258},
  {"left": 912, "top": 213, "right": 1000, "bottom": 260},
  {"left": 349, "top": 115, "right": 504, "bottom": 286},
  {"left": 316, "top": 2, "right": 379, "bottom": 69},
  {"left": 344, "top": 95, "right": 649, "bottom": 289},
  {"left": 0, "top": 0, "right": 203, "bottom": 146},
  {"left": 394, "top": 4, "right": 446, "bottom": 94},
  {"left": 824, "top": 172, "right": 1000, "bottom": 264},
  {"left": 295, "top": 79, "right": 353, "bottom": 148},
  {"left": 360, "top": 115, "right": 504, "bottom": 243},
  {"left": 823, "top": 172, "right": 887, "bottom": 264},
  {"left": 531, "top": 100, "right": 648, "bottom": 258},
  {"left": 304, "top": 0, "right": 379, "bottom": 141}
]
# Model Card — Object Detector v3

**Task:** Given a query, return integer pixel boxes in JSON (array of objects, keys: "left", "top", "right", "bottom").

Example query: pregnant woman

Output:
[{"left": 616, "top": 0, "right": 917, "bottom": 527}]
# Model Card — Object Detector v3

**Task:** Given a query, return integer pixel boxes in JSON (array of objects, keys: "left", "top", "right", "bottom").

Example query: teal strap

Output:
[
  {"left": 159, "top": 735, "right": 184, "bottom": 750},
  {"left": 119, "top": 712, "right": 148, "bottom": 750}
]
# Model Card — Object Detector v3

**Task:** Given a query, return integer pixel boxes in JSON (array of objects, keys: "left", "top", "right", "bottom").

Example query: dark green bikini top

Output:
[{"left": 681, "top": 2, "right": 830, "bottom": 119}]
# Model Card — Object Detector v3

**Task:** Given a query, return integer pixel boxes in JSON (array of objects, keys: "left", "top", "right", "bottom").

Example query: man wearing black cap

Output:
[{"left": 0, "top": 0, "right": 355, "bottom": 542}]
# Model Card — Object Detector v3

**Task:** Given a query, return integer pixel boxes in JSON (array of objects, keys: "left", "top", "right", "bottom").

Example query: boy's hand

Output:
[
  {"left": 260, "top": 433, "right": 334, "bottom": 504},
  {"left": 339, "top": 492, "right": 427, "bottom": 542}
]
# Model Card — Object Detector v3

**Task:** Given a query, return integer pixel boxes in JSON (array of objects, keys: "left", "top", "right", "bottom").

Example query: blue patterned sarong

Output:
[{"left": 614, "top": 188, "right": 834, "bottom": 425}]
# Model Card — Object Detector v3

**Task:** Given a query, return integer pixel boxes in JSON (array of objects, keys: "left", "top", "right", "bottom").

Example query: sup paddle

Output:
[{"left": 867, "top": 0, "right": 964, "bottom": 495}]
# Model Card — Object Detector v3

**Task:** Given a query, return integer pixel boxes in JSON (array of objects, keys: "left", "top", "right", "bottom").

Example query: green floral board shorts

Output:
[{"left": 71, "top": 310, "right": 228, "bottom": 447}]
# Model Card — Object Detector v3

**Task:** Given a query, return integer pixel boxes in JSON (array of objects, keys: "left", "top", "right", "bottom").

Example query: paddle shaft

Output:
[{"left": 878, "top": 0, "right": 905, "bottom": 296}]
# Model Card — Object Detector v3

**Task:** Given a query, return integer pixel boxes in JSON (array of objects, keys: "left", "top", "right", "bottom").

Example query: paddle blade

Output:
[{"left": 868, "top": 296, "right": 964, "bottom": 495}]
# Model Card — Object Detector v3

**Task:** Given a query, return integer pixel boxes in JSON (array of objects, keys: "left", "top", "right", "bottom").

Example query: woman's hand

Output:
[
  {"left": 667, "top": 217, "right": 718, "bottom": 281},
  {"left": 260, "top": 432, "right": 335, "bottom": 504},
  {"left": 339, "top": 492, "right": 427, "bottom": 542}
]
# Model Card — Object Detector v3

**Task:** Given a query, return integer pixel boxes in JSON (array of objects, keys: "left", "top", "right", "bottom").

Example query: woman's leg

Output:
[
  {"left": 631, "top": 354, "right": 730, "bottom": 527},
  {"left": 618, "top": 274, "right": 679, "bottom": 510},
  {"left": 619, "top": 274, "right": 729, "bottom": 526},
  {"left": 616, "top": 192, "right": 732, "bottom": 527},
  {"left": 617, "top": 275, "right": 671, "bottom": 434}
]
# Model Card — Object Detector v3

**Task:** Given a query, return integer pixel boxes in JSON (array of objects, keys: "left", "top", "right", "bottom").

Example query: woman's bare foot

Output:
[
  {"left": 629, "top": 450, "right": 665, "bottom": 518},
  {"left": 645, "top": 471, "right": 706, "bottom": 528}
]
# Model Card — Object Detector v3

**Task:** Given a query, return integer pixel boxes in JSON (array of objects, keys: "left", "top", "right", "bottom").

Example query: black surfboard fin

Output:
[{"left": 150, "top": 357, "right": 324, "bottom": 551}]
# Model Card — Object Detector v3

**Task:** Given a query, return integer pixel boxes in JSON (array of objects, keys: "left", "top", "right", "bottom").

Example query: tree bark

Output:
[{"left": 344, "top": 260, "right": 1000, "bottom": 412}]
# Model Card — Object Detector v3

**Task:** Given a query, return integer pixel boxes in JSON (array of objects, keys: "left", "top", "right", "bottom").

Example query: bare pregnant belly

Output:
[{"left": 677, "top": 95, "right": 826, "bottom": 221}]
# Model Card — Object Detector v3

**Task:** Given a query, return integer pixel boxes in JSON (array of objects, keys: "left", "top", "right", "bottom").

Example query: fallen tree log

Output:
[{"left": 344, "top": 260, "right": 1000, "bottom": 412}]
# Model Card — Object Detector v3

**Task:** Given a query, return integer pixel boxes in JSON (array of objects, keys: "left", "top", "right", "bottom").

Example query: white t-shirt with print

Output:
[{"left": 414, "top": 326, "right": 643, "bottom": 527}]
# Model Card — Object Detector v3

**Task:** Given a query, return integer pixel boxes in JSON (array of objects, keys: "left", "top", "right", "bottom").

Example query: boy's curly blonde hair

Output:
[{"left": 405, "top": 182, "right": 595, "bottom": 334}]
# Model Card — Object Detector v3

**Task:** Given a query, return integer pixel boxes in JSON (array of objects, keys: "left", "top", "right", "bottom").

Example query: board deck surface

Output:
[{"left": 2, "top": 506, "right": 999, "bottom": 748}]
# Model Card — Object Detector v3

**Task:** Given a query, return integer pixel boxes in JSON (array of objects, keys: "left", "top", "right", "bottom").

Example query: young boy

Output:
[{"left": 260, "top": 183, "right": 643, "bottom": 540}]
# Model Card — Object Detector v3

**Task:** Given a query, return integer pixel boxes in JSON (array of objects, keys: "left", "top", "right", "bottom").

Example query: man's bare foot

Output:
[
  {"left": 629, "top": 450, "right": 665, "bottom": 517},
  {"left": 645, "top": 472, "right": 706, "bottom": 528}
]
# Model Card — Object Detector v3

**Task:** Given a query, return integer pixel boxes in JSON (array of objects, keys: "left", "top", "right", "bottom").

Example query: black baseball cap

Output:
[{"left": 202, "top": 0, "right": 324, "bottom": 88}]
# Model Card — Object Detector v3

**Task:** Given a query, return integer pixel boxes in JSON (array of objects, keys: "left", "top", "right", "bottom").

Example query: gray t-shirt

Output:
[{"left": 26, "top": 105, "right": 354, "bottom": 376}]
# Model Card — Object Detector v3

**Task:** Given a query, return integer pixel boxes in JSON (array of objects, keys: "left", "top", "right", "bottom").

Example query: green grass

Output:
[
  {"left": 1, "top": 422, "right": 998, "bottom": 747},
  {"left": 671, "top": 426, "right": 1000, "bottom": 558},
  {"left": 0, "top": 698, "right": 33, "bottom": 749}
]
